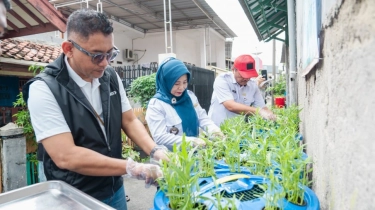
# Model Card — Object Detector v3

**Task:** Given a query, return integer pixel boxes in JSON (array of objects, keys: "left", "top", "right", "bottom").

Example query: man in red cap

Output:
[{"left": 208, "top": 54, "right": 276, "bottom": 126}]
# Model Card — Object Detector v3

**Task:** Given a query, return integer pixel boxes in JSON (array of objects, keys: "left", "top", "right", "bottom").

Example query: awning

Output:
[
  {"left": 50, "top": 0, "right": 236, "bottom": 39},
  {"left": 2, "top": 0, "right": 67, "bottom": 39},
  {"left": 238, "top": 0, "right": 287, "bottom": 42}
]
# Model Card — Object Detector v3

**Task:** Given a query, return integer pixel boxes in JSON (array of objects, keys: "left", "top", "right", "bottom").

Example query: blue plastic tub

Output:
[
  {"left": 153, "top": 169, "right": 320, "bottom": 210},
  {"left": 214, "top": 159, "right": 251, "bottom": 172}
]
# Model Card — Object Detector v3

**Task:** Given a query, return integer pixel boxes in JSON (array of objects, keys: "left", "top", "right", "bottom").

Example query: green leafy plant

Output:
[
  {"left": 196, "top": 140, "right": 216, "bottom": 177},
  {"left": 121, "top": 132, "right": 141, "bottom": 161},
  {"left": 219, "top": 106, "right": 313, "bottom": 206},
  {"left": 157, "top": 105, "right": 312, "bottom": 208},
  {"left": 28, "top": 64, "right": 45, "bottom": 75},
  {"left": 261, "top": 168, "right": 285, "bottom": 210},
  {"left": 158, "top": 136, "right": 202, "bottom": 209},
  {"left": 13, "top": 93, "right": 34, "bottom": 139},
  {"left": 128, "top": 73, "right": 156, "bottom": 108},
  {"left": 13, "top": 64, "right": 45, "bottom": 149},
  {"left": 267, "top": 75, "right": 286, "bottom": 97}
]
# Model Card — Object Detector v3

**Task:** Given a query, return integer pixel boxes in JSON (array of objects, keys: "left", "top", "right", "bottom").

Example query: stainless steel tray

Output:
[{"left": 0, "top": 181, "right": 115, "bottom": 210}]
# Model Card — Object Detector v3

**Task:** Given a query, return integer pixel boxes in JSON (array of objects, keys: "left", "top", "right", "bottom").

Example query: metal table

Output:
[{"left": 0, "top": 181, "right": 115, "bottom": 210}]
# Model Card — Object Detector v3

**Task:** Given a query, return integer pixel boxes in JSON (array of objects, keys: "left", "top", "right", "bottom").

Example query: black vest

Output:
[{"left": 23, "top": 54, "right": 123, "bottom": 200}]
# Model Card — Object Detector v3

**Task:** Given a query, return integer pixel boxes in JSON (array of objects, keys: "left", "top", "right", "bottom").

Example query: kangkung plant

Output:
[
  {"left": 261, "top": 168, "right": 285, "bottom": 210},
  {"left": 158, "top": 105, "right": 312, "bottom": 208},
  {"left": 196, "top": 141, "right": 216, "bottom": 177},
  {"left": 158, "top": 136, "right": 202, "bottom": 209},
  {"left": 273, "top": 105, "right": 302, "bottom": 133},
  {"left": 219, "top": 105, "right": 313, "bottom": 206},
  {"left": 274, "top": 134, "right": 312, "bottom": 205},
  {"left": 223, "top": 139, "right": 242, "bottom": 173}
]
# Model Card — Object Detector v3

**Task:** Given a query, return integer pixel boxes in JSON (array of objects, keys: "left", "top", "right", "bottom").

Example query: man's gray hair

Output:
[{"left": 67, "top": 9, "right": 113, "bottom": 39}]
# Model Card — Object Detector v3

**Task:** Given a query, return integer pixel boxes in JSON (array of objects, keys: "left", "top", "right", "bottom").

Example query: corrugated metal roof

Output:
[
  {"left": 238, "top": 0, "right": 287, "bottom": 42},
  {"left": 51, "top": 0, "right": 236, "bottom": 38}
]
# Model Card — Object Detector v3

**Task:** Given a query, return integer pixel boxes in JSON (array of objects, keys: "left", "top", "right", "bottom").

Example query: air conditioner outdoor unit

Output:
[{"left": 124, "top": 49, "right": 134, "bottom": 60}]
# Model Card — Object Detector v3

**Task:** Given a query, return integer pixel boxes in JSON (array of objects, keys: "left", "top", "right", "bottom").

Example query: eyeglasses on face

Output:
[{"left": 68, "top": 40, "right": 119, "bottom": 65}]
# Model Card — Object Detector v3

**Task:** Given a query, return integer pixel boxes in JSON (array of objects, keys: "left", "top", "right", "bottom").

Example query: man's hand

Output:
[
  {"left": 259, "top": 107, "right": 277, "bottom": 121},
  {"left": 126, "top": 158, "right": 163, "bottom": 188},
  {"left": 256, "top": 75, "right": 266, "bottom": 87}
]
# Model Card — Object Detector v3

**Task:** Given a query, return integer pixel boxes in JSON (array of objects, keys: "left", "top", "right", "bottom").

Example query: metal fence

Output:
[
  {"left": 114, "top": 63, "right": 215, "bottom": 113},
  {"left": 113, "top": 63, "right": 158, "bottom": 92},
  {"left": 186, "top": 65, "right": 215, "bottom": 112}
]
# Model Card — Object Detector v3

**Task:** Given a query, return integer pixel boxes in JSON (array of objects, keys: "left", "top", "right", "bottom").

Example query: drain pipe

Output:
[{"left": 287, "top": 0, "right": 297, "bottom": 105}]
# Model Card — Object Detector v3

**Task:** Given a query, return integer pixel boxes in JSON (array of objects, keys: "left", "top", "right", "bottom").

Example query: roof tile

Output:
[{"left": 1, "top": 38, "right": 62, "bottom": 63}]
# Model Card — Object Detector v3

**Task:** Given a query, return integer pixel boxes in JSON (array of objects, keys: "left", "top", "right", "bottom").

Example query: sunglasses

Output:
[{"left": 68, "top": 40, "right": 119, "bottom": 65}]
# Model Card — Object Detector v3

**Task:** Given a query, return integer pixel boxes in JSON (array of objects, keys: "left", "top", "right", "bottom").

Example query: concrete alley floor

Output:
[{"left": 124, "top": 178, "right": 156, "bottom": 210}]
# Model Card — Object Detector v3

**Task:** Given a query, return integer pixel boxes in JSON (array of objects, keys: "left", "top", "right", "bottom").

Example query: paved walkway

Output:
[{"left": 124, "top": 178, "right": 156, "bottom": 210}]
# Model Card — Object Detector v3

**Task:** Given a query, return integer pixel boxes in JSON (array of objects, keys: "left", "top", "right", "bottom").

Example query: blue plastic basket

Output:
[{"left": 154, "top": 169, "right": 319, "bottom": 210}]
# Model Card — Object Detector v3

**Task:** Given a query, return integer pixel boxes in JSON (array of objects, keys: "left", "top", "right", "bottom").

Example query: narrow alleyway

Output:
[{"left": 124, "top": 178, "right": 156, "bottom": 210}]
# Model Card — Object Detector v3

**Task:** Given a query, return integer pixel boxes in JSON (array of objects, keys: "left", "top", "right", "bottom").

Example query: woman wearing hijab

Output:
[{"left": 145, "top": 57, "right": 223, "bottom": 150}]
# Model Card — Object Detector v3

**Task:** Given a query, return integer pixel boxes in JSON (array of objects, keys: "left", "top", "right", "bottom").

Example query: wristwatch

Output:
[{"left": 150, "top": 145, "right": 167, "bottom": 158}]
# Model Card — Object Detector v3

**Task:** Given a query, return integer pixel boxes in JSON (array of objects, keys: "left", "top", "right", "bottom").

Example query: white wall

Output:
[
  {"left": 296, "top": 0, "right": 375, "bottom": 209},
  {"left": 131, "top": 28, "right": 227, "bottom": 69},
  {"left": 112, "top": 31, "right": 135, "bottom": 66},
  {"left": 19, "top": 31, "right": 64, "bottom": 45},
  {"left": 111, "top": 20, "right": 147, "bottom": 67},
  {"left": 206, "top": 28, "right": 226, "bottom": 69},
  {"left": 214, "top": 39, "right": 225, "bottom": 69},
  {"left": 175, "top": 31, "right": 200, "bottom": 66},
  {"left": 132, "top": 32, "right": 167, "bottom": 65},
  {"left": 18, "top": 22, "right": 227, "bottom": 70}
]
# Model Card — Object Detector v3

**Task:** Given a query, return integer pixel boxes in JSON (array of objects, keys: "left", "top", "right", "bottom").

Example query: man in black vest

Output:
[{"left": 23, "top": 9, "right": 167, "bottom": 210}]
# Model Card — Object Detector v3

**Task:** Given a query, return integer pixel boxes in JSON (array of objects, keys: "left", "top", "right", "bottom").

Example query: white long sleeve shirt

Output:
[{"left": 145, "top": 90, "right": 220, "bottom": 150}]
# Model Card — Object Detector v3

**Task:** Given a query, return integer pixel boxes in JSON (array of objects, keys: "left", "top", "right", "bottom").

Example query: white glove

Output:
[
  {"left": 259, "top": 107, "right": 277, "bottom": 121},
  {"left": 208, "top": 127, "right": 226, "bottom": 140},
  {"left": 188, "top": 138, "right": 206, "bottom": 147},
  {"left": 210, "top": 131, "right": 226, "bottom": 140},
  {"left": 150, "top": 145, "right": 170, "bottom": 164},
  {"left": 126, "top": 158, "right": 163, "bottom": 188}
]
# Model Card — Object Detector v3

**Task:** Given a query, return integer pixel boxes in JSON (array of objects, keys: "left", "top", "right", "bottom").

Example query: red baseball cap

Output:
[{"left": 233, "top": 54, "right": 258, "bottom": 78}]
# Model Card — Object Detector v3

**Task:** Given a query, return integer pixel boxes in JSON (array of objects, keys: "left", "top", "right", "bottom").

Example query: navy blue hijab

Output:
[{"left": 153, "top": 57, "right": 199, "bottom": 137}]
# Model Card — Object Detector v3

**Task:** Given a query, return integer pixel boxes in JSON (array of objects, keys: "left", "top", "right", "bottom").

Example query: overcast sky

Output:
[{"left": 205, "top": 0, "right": 283, "bottom": 66}]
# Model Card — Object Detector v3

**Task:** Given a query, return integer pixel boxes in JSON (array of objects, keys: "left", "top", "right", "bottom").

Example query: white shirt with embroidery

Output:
[{"left": 145, "top": 90, "right": 220, "bottom": 150}]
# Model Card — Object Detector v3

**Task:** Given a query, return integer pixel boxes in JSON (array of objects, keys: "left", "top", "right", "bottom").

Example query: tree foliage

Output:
[{"left": 128, "top": 73, "right": 157, "bottom": 108}]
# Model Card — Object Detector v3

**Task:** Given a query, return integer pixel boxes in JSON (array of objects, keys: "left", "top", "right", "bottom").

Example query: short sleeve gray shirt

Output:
[{"left": 208, "top": 72, "right": 266, "bottom": 126}]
